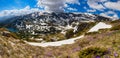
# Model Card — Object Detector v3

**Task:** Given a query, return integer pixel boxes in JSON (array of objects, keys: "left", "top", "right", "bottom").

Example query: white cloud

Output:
[
  {"left": 104, "top": 1, "right": 120, "bottom": 11},
  {"left": 67, "top": 8, "right": 78, "bottom": 11},
  {"left": 87, "top": 9, "right": 96, "bottom": 12},
  {"left": 87, "top": 0, "right": 120, "bottom": 11},
  {"left": 37, "top": 0, "right": 80, "bottom": 12},
  {"left": 0, "top": 6, "right": 40, "bottom": 17},
  {"left": 100, "top": 11, "right": 119, "bottom": 19},
  {"left": 87, "top": 0, "right": 106, "bottom": 10},
  {"left": 83, "top": 7, "right": 87, "bottom": 9},
  {"left": 65, "top": 0, "right": 80, "bottom": 5}
]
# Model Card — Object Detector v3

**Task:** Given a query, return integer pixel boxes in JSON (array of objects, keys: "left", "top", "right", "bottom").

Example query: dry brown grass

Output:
[{"left": 0, "top": 21, "right": 120, "bottom": 58}]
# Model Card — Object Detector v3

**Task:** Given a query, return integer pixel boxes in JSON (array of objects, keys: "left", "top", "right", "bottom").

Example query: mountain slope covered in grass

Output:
[{"left": 0, "top": 20, "right": 120, "bottom": 58}]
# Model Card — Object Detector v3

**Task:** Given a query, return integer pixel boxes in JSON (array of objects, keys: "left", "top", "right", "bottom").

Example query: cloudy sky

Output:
[{"left": 0, "top": 0, "right": 120, "bottom": 19}]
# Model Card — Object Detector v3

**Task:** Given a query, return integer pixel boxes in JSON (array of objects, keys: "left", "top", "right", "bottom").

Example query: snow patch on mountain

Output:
[
  {"left": 65, "top": 25, "right": 73, "bottom": 29},
  {"left": 88, "top": 22, "right": 112, "bottom": 32},
  {"left": 26, "top": 22, "right": 112, "bottom": 47},
  {"left": 26, "top": 35, "right": 84, "bottom": 47}
]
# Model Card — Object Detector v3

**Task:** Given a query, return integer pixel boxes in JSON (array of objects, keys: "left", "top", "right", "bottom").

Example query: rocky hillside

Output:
[{"left": 0, "top": 12, "right": 112, "bottom": 42}]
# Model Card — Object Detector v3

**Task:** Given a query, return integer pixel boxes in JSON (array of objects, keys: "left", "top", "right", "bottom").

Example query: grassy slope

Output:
[{"left": 0, "top": 20, "right": 120, "bottom": 58}]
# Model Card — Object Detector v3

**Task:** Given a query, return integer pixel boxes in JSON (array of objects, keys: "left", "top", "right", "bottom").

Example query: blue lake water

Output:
[{"left": 7, "top": 27, "right": 18, "bottom": 32}]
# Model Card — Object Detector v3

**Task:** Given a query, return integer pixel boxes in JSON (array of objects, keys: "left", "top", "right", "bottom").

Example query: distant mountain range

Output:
[
  {"left": 0, "top": 12, "right": 113, "bottom": 39},
  {"left": 0, "top": 12, "right": 120, "bottom": 58}
]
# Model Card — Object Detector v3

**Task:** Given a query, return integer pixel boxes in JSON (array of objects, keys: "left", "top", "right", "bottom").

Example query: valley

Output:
[{"left": 0, "top": 12, "right": 120, "bottom": 58}]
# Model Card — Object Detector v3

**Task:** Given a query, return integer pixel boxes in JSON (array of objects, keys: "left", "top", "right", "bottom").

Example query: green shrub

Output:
[
  {"left": 79, "top": 47, "right": 108, "bottom": 58},
  {"left": 110, "top": 20, "right": 120, "bottom": 23},
  {"left": 9, "top": 32, "right": 20, "bottom": 39},
  {"left": 110, "top": 25, "right": 120, "bottom": 31},
  {"left": 65, "top": 29, "right": 74, "bottom": 39},
  {"left": 75, "top": 22, "right": 96, "bottom": 36},
  {"left": 85, "top": 32, "right": 99, "bottom": 35}
]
